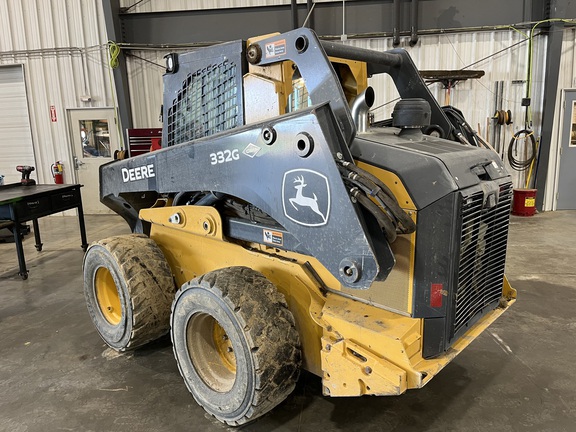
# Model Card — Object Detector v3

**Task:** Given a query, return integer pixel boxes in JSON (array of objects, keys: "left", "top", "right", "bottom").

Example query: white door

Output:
[
  {"left": 68, "top": 109, "right": 119, "bottom": 214},
  {"left": 0, "top": 65, "right": 36, "bottom": 184}
]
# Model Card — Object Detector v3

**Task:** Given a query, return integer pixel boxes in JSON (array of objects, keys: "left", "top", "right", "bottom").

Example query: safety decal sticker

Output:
[
  {"left": 263, "top": 229, "right": 283, "bottom": 246},
  {"left": 243, "top": 143, "right": 261, "bottom": 158},
  {"left": 282, "top": 169, "right": 330, "bottom": 227},
  {"left": 265, "top": 39, "right": 287, "bottom": 58}
]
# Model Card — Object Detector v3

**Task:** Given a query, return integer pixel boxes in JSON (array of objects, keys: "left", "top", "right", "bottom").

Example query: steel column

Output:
[
  {"left": 291, "top": 0, "right": 298, "bottom": 29},
  {"left": 102, "top": 0, "right": 133, "bottom": 140},
  {"left": 307, "top": 0, "right": 315, "bottom": 29},
  {"left": 535, "top": 21, "right": 564, "bottom": 209}
]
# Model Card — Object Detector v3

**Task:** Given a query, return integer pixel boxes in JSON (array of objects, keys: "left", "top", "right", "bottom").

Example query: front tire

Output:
[
  {"left": 171, "top": 267, "right": 301, "bottom": 426},
  {"left": 83, "top": 234, "right": 175, "bottom": 351}
]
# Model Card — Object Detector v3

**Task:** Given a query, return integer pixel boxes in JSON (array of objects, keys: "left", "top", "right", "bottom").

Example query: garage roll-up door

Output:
[{"left": 0, "top": 65, "right": 36, "bottom": 184}]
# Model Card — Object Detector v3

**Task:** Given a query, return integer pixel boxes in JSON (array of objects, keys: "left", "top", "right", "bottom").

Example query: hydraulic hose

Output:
[
  {"left": 338, "top": 163, "right": 416, "bottom": 244},
  {"left": 351, "top": 188, "right": 398, "bottom": 243},
  {"left": 338, "top": 160, "right": 396, "bottom": 201},
  {"left": 338, "top": 161, "right": 416, "bottom": 234},
  {"left": 341, "top": 172, "right": 397, "bottom": 222},
  {"left": 443, "top": 105, "right": 479, "bottom": 146}
]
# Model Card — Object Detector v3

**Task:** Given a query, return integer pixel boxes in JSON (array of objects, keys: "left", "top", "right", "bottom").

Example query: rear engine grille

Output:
[
  {"left": 453, "top": 182, "right": 512, "bottom": 337},
  {"left": 166, "top": 60, "right": 239, "bottom": 147}
]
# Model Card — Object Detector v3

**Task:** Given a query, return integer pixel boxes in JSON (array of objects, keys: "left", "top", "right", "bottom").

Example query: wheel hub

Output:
[
  {"left": 186, "top": 313, "right": 237, "bottom": 392},
  {"left": 94, "top": 267, "right": 122, "bottom": 325}
]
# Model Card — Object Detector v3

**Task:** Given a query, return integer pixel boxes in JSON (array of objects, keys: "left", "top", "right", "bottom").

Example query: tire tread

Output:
[
  {"left": 173, "top": 266, "right": 301, "bottom": 425},
  {"left": 88, "top": 234, "right": 175, "bottom": 351}
]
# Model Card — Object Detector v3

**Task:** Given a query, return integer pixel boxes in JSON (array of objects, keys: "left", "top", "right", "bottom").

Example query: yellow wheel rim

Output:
[
  {"left": 213, "top": 321, "right": 237, "bottom": 374},
  {"left": 186, "top": 313, "right": 237, "bottom": 392},
  {"left": 95, "top": 267, "right": 122, "bottom": 325}
]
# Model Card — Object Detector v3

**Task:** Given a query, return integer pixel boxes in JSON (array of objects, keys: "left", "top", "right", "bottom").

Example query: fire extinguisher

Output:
[{"left": 51, "top": 161, "right": 64, "bottom": 184}]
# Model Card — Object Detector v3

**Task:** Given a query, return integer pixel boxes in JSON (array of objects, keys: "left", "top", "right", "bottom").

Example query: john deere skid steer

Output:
[{"left": 83, "top": 29, "right": 516, "bottom": 425}]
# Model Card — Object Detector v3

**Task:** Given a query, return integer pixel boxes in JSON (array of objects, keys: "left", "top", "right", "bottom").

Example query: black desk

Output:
[{"left": 0, "top": 183, "right": 88, "bottom": 279}]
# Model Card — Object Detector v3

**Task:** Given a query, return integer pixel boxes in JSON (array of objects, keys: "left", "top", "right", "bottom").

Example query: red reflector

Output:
[{"left": 431, "top": 283, "right": 443, "bottom": 308}]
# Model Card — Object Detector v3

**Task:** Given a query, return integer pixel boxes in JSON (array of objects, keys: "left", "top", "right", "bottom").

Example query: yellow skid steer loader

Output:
[{"left": 83, "top": 29, "right": 516, "bottom": 426}]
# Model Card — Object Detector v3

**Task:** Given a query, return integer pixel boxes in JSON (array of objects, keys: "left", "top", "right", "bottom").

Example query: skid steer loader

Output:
[{"left": 83, "top": 28, "right": 516, "bottom": 425}]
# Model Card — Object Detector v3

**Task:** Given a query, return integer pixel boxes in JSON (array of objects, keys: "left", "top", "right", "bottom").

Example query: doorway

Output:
[
  {"left": 68, "top": 108, "right": 120, "bottom": 214},
  {"left": 557, "top": 90, "right": 576, "bottom": 210}
]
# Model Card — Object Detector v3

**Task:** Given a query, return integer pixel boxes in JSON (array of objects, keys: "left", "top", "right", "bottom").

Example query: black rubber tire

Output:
[
  {"left": 83, "top": 234, "right": 175, "bottom": 351},
  {"left": 171, "top": 266, "right": 301, "bottom": 426}
]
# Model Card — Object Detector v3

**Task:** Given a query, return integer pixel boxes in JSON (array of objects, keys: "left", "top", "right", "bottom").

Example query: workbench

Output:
[{"left": 0, "top": 183, "right": 88, "bottom": 279}]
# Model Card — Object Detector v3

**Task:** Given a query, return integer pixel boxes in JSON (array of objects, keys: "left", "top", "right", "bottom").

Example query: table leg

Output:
[
  {"left": 13, "top": 221, "right": 28, "bottom": 280},
  {"left": 32, "top": 218, "right": 43, "bottom": 251},
  {"left": 77, "top": 202, "right": 88, "bottom": 252}
]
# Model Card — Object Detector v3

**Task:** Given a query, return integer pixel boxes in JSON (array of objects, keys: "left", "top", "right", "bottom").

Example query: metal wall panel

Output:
[
  {"left": 125, "top": 50, "right": 167, "bottom": 130},
  {"left": 0, "top": 65, "right": 35, "bottom": 184},
  {"left": 0, "top": 0, "right": 113, "bottom": 184}
]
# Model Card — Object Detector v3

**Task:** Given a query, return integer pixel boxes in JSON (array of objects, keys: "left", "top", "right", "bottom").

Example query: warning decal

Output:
[
  {"left": 263, "top": 229, "right": 283, "bottom": 246},
  {"left": 265, "top": 39, "right": 287, "bottom": 58},
  {"left": 525, "top": 197, "right": 535, "bottom": 207}
]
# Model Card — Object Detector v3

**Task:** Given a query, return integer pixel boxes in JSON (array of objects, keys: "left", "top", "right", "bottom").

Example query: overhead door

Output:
[{"left": 0, "top": 65, "right": 36, "bottom": 184}]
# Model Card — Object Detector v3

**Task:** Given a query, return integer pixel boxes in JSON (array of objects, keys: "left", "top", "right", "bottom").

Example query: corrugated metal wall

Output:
[
  {"left": 0, "top": 0, "right": 112, "bottom": 184},
  {"left": 0, "top": 65, "right": 35, "bottom": 184},
  {"left": 126, "top": 29, "right": 545, "bottom": 188}
]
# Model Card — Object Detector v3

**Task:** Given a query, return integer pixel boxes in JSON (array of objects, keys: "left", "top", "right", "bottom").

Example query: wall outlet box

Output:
[{"left": 80, "top": 95, "right": 92, "bottom": 102}]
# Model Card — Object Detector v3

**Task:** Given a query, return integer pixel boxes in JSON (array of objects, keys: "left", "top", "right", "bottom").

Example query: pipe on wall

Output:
[
  {"left": 291, "top": 0, "right": 298, "bottom": 29},
  {"left": 307, "top": 0, "right": 315, "bottom": 29},
  {"left": 410, "top": 0, "right": 419, "bottom": 46},
  {"left": 393, "top": 0, "right": 401, "bottom": 47}
]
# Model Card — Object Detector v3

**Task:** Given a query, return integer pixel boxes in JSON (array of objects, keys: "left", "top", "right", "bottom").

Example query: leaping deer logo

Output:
[{"left": 289, "top": 175, "right": 327, "bottom": 223}]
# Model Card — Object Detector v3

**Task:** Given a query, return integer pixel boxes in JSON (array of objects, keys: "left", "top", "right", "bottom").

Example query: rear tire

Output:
[
  {"left": 171, "top": 266, "right": 301, "bottom": 425},
  {"left": 83, "top": 234, "right": 175, "bottom": 351}
]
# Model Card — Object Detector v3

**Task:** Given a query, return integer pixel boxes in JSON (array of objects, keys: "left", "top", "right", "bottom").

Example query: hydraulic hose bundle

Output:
[
  {"left": 442, "top": 106, "right": 479, "bottom": 146},
  {"left": 338, "top": 160, "right": 416, "bottom": 243}
]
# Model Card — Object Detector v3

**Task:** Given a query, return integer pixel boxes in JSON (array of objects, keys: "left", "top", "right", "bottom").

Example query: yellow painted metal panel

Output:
[{"left": 140, "top": 205, "right": 516, "bottom": 397}]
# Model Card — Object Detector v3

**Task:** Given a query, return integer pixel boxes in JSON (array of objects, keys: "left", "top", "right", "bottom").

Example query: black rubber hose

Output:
[
  {"left": 338, "top": 160, "right": 396, "bottom": 201},
  {"left": 341, "top": 173, "right": 398, "bottom": 223},
  {"left": 353, "top": 189, "right": 397, "bottom": 242},
  {"left": 339, "top": 169, "right": 415, "bottom": 238},
  {"left": 376, "top": 189, "right": 415, "bottom": 234},
  {"left": 507, "top": 129, "right": 536, "bottom": 171},
  {"left": 443, "top": 105, "right": 479, "bottom": 146},
  {"left": 338, "top": 162, "right": 416, "bottom": 234}
]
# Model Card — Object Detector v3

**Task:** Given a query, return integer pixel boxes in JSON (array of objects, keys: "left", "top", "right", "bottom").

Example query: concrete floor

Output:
[{"left": 0, "top": 211, "right": 575, "bottom": 432}]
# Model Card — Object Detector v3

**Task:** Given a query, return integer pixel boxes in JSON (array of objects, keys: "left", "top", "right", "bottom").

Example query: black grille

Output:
[
  {"left": 452, "top": 182, "right": 512, "bottom": 337},
  {"left": 166, "top": 60, "right": 239, "bottom": 147}
]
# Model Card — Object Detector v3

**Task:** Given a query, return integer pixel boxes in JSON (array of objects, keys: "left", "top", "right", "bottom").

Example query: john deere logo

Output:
[{"left": 282, "top": 169, "right": 330, "bottom": 227}]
